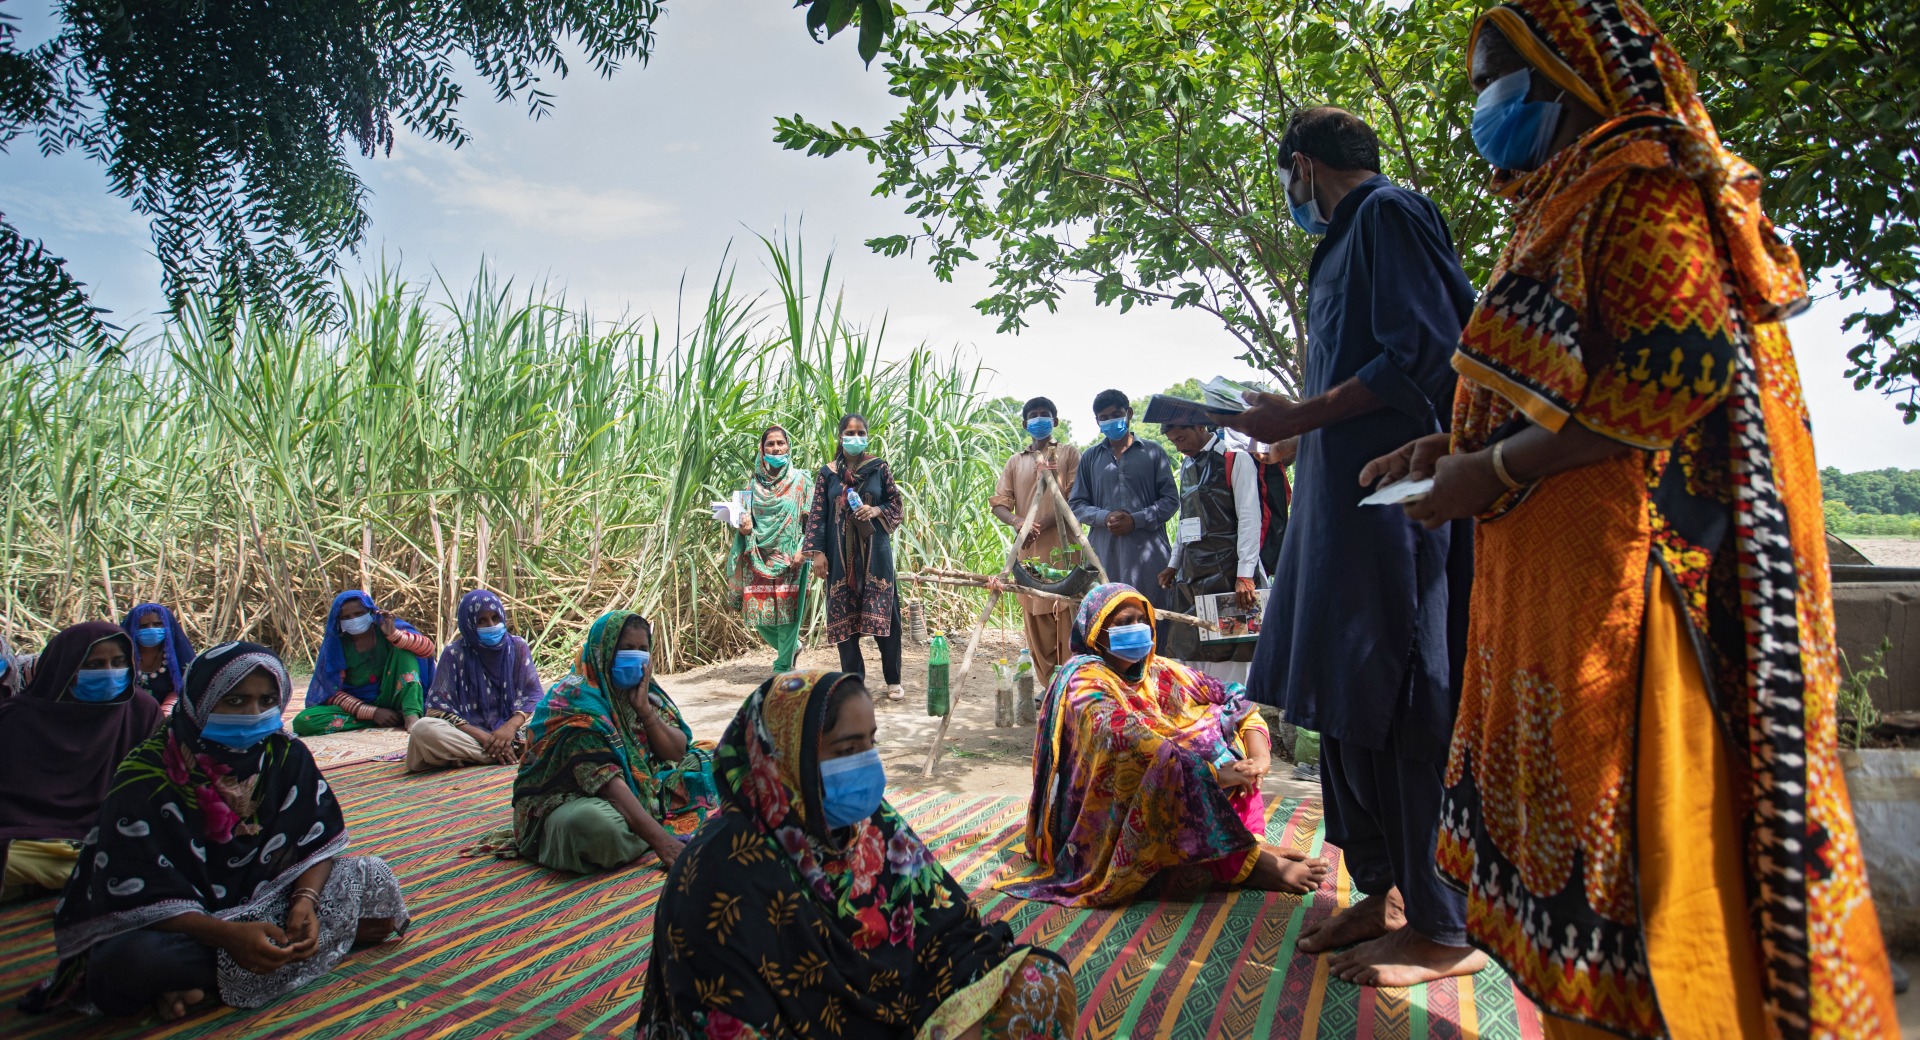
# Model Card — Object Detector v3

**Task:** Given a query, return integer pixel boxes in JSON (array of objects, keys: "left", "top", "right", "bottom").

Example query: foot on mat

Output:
[
  {"left": 156, "top": 988, "right": 206, "bottom": 1021},
  {"left": 1242, "top": 847, "right": 1331, "bottom": 895},
  {"left": 1328, "top": 926, "right": 1488, "bottom": 987},
  {"left": 1297, "top": 886, "right": 1406, "bottom": 954}
]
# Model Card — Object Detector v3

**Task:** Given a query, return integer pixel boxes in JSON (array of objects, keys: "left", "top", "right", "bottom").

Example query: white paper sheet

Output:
[{"left": 1359, "top": 476, "right": 1435, "bottom": 507}]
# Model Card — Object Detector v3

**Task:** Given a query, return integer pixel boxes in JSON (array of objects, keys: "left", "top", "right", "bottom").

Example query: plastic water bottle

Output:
[
  {"left": 927, "top": 633, "right": 950, "bottom": 717},
  {"left": 1015, "top": 648, "right": 1036, "bottom": 724},
  {"left": 846, "top": 488, "right": 863, "bottom": 511}
]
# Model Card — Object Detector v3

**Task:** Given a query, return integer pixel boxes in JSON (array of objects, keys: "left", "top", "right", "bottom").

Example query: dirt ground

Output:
[
  {"left": 1851, "top": 537, "right": 1920, "bottom": 569},
  {"left": 659, "top": 628, "right": 1322, "bottom": 805}
]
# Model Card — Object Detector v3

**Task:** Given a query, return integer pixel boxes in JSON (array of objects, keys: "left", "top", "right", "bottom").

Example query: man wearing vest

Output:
[{"left": 1156, "top": 420, "right": 1265, "bottom": 686}]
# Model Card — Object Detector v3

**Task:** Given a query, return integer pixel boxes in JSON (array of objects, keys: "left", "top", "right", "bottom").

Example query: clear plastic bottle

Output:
[{"left": 1015, "top": 648, "right": 1036, "bottom": 725}]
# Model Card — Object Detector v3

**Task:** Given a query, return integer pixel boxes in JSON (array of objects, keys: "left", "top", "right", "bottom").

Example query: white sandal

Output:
[{"left": 885, "top": 684, "right": 905, "bottom": 701}]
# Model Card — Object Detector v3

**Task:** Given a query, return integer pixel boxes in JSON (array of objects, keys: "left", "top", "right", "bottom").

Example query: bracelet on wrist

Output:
[{"left": 1489, "top": 440, "right": 1531, "bottom": 491}]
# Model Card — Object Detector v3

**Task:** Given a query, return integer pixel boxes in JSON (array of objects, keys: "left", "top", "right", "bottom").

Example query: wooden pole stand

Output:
[{"left": 922, "top": 466, "right": 1098, "bottom": 777}]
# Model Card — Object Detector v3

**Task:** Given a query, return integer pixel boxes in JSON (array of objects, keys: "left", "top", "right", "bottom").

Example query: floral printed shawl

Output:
[
  {"left": 44, "top": 641, "right": 345, "bottom": 960},
  {"left": 729, "top": 430, "right": 812, "bottom": 629},
  {"left": 997, "top": 583, "right": 1267, "bottom": 907},
  {"left": 637, "top": 669, "right": 1053, "bottom": 1039},
  {"left": 511, "top": 610, "right": 714, "bottom": 844}
]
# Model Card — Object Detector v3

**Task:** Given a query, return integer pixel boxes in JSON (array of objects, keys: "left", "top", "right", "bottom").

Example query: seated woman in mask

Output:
[
  {"left": 408, "top": 589, "right": 542, "bottom": 772},
  {"left": 19, "top": 640, "right": 406, "bottom": 1021},
  {"left": 0, "top": 622, "right": 162, "bottom": 899},
  {"left": 502, "top": 610, "right": 714, "bottom": 873},
  {"left": 291, "top": 591, "right": 436, "bottom": 736},
  {"left": 997, "top": 583, "right": 1328, "bottom": 907},
  {"left": 122, "top": 602, "right": 196, "bottom": 713},
  {"left": 638, "top": 670, "right": 1080, "bottom": 1040}
]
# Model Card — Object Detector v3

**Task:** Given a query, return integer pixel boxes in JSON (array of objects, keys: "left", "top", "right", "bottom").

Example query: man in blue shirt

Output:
[
  {"left": 1226, "top": 107, "right": 1481, "bottom": 988},
  {"left": 1069, "top": 390, "right": 1179, "bottom": 611}
]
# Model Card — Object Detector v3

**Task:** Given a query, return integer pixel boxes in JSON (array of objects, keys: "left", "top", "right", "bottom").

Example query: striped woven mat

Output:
[{"left": 0, "top": 764, "right": 1541, "bottom": 1039}]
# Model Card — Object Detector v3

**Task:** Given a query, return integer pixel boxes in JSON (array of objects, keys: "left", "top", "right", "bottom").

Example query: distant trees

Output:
[{"left": 1822, "top": 467, "right": 1920, "bottom": 536}]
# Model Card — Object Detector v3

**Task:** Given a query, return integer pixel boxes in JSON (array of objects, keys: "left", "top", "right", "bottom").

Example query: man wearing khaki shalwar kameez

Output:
[{"left": 990, "top": 397, "right": 1081, "bottom": 687}]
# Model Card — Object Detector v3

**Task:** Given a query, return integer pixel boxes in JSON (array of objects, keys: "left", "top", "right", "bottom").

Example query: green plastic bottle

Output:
[{"left": 927, "top": 632, "right": 951, "bottom": 716}]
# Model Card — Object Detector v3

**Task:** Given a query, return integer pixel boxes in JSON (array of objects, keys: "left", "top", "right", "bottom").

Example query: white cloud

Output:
[{"left": 390, "top": 140, "right": 679, "bottom": 241}]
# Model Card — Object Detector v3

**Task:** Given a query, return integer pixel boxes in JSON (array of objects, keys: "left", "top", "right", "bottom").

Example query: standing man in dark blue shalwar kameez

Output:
[
  {"left": 1069, "top": 390, "right": 1180, "bottom": 612},
  {"left": 1225, "top": 107, "right": 1482, "bottom": 988}
]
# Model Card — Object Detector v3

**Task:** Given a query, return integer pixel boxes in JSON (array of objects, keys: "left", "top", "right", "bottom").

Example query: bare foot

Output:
[
  {"left": 1242, "top": 847, "right": 1331, "bottom": 894},
  {"left": 155, "top": 988, "right": 205, "bottom": 1021},
  {"left": 1296, "top": 886, "right": 1406, "bottom": 954},
  {"left": 1328, "top": 926, "right": 1488, "bottom": 987}
]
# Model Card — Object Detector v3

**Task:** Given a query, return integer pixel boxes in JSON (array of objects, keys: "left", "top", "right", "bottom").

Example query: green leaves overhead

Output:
[
  {"left": 796, "top": 0, "right": 900, "bottom": 65},
  {"left": 781, "top": 0, "right": 1919, "bottom": 418},
  {"left": 776, "top": 0, "right": 1498, "bottom": 390},
  {"left": 1, "top": 0, "right": 669, "bottom": 353}
]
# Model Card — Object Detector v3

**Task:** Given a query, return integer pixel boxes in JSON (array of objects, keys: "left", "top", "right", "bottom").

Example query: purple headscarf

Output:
[
  {"left": 426, "top": 589, "right": 542, "bottom": 731},
  {"left": 121, "top": 601, "right": 196, "bottom": 701}
]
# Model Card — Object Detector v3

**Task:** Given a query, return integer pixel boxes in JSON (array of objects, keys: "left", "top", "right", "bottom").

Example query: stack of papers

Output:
[
  {"left": 1202, "top": 375, "right": 1269, "bottom": 413},
  {"left": 709, "top": 490, "right": 749, "bottom": 525}
]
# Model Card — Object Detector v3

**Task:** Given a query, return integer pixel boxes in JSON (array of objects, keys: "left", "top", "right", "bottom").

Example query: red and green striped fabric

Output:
[{"left": 0, "top": 763, "right": 1542, "bottom": 1038}]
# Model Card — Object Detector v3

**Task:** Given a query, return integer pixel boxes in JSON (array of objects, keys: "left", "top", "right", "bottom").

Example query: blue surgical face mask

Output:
[
  {"left": 841, "top": 434, "right": 868, "bottom": 456},
  {"left": 1472, "top": 69, "right": 1563, "bottom": 171},
  {"left": 820, "top": 747, "right": 887, "bottom": 829},
  {"left": 136, "top": 626, "right": 167, "bottom": 648},
  {"left": 1098, "top": 417, "right": 1130, "bottom": 441},
  {"left": 763, "top": 453, "right": 789, "bottom": 470},
  {"left": 475, "top": 623, "right": 508, "bottom": 648},
  {"left": 1025, "top": 416, "right": 1055, "bottom": 439},
  {"left": 200, "top": 707, "right": 284, "bottom": 750},
  {"left": 610, "top": 649, "right": 650, "bottom": 690},
  {"left": 1105, "top": 622, "right": 1154, "bottom": 662},
  {"left": 339, "top": 612, "right": 375, "bottom": 636},
  {"left": 72, "top": 668, "right": 131, "bottom": 702},
  {"left": 1282, "top": 163, "right": 1330, "bottom": 236}
]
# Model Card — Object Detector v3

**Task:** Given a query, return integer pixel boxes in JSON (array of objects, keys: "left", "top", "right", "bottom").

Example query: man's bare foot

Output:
[
  {"left": 1328, "top": 927, "right": 1488, "bottom": 987},
  {"left": 1242, "top": 847, "right": 1331, "bottom": 895},
  {"left": 155, "top": 988, "right": 205, "bottom": 1021},
  {"left": 1296, "top": 886, "right": 1406, "bottom": 954}
]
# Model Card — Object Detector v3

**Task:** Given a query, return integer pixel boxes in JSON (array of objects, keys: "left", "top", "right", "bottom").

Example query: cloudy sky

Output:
[{"left": 4, "top": 0, "right": 1915, "bottom": 471}]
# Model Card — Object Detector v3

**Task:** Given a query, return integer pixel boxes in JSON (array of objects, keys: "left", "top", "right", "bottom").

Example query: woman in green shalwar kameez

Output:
[
  {"left": 729, "top": 425, "right": 812, "bottom": 672},
  {"left": 292, "top": 591, "right": 437, "bottom": 736},
  {"left": 506, "top": 610, "right": 716, "bottom": 873}
]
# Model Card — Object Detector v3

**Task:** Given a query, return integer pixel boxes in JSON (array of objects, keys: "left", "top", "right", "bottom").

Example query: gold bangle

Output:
[{"left": 1490, "top": 440, "right": 1529, "bottom": 491}]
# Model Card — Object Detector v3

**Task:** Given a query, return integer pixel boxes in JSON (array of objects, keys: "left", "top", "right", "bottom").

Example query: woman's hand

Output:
[
  {"left": 281, "top": 900, "right": 322, "bottom": 962},
  {"left": 1358, "top": 432, "right": 1452, "bottom": 488},
  {"left": 482, "top": 722, "right": 521, "bottom": 763},
  {"left": 853, "top": 504, "right": 881, "bottom": 522},
  {"left": 809, "top": 552, "right": 829, "bottom": 580},
  {"left": 222, "top": 920, "right": 301, "bottom": 975},
  {"left": 737, "top": 514, "right": 753, "bottom": 534},
  {"left": 370, "top": 707, "right": 402, "bottom": 728},
  {"left": 1403, "top": 450, "right": 1507, "bottom": 529},
  {"left": 1234, "top": 577, "right": 1258, "bottom": 609},
  {"left": 376, "top": 611, "right": 400, "bottom": 641}
]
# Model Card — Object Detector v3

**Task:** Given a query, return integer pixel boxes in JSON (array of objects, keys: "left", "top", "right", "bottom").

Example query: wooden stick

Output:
[
  {"left": 901, "top": 573, "right": 1213, "bottom": 629},
  {"left": 922, "top": 487, "right": 1046, "bottom": 777},
  {"left": 1044, "top": 472, "right": 1109, "bottom": 584}
]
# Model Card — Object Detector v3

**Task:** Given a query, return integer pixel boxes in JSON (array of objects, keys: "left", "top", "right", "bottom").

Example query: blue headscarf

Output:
[
  {"left": 305, "top": 590, "right": 435, "bottom": 708},
  {"left": 121, "top": 602, "right": 195, "bottom": 696}
]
